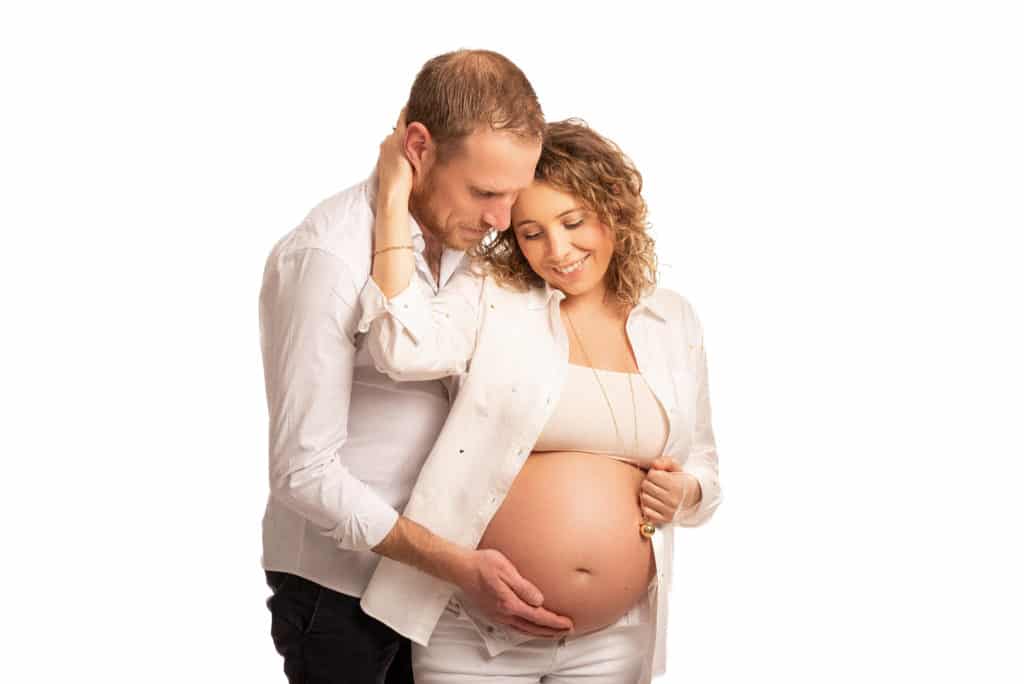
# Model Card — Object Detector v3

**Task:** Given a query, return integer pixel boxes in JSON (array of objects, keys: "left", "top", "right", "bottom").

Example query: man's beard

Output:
[
  {"left": 409, "top": 176, "right": 457, "bottom": 250},
  {"left": 409, "top": 179, "right": 487, "bottom": 252}
]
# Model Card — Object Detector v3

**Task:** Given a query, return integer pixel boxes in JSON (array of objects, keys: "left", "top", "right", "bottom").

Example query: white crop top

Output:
[{"left": 532, "top": 364, "right": 670, "bottom": 468}]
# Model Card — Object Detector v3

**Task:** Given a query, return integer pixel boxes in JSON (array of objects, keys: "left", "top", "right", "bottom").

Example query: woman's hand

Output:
[
  {"left": 639, "top": 458, "right": 702, "bottom": 525},
  {"left": 375, "top": 108, "right": 413, "bottom": 211}
]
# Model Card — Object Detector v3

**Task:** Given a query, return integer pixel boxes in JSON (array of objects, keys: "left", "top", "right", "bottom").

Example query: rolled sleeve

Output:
[
  {"left": 355, "top": 263, "right": 484, "bottom": 382},
  {"left": 319, "top": 469, "right": 401, "bottom": 550},
  {"left": 675, "top": 462, "right": 721, "bottom": 527},
  {"left": 356, "top": 277, "right": 433, "bottom": 345}
]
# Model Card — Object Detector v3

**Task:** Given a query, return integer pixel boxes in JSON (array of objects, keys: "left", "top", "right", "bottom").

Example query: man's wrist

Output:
[
  {"left": 372, "top": 515, "right": 473, "bottom": 588},
  {"left": 438, "top": 546, "right": 474, "bottom": 589}
]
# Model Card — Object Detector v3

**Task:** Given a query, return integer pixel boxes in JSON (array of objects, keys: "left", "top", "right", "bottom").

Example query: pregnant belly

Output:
[{"left": 478, "top": 451, "right": 655, "bottom": 635}]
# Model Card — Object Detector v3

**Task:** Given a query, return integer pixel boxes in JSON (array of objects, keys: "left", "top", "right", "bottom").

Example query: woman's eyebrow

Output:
[{"left": 514, "top": 207, "right": 582, "bottom": 229}]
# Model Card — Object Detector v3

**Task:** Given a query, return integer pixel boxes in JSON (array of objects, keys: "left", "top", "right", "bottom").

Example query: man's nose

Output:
[{"left": 483, "top": 199, "right": 514, "bottom": 232}]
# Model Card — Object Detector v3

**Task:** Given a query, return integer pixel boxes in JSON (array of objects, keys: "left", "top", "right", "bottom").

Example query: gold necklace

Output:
[{"left": 564, "top": 309, "right": 656, "bottom": 540}]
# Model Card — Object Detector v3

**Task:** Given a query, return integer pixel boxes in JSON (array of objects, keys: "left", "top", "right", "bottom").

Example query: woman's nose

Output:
[{"left": 547, "top": 227, "right": 572, "bottom": 260}]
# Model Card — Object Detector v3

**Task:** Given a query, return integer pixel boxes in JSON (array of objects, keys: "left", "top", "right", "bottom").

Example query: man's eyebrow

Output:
[{"left": 471, "top": 185, "right": 508, "bottom": 195}]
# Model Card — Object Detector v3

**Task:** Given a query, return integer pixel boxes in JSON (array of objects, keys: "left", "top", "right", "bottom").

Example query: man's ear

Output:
[{"left": 404, "top": 122, "right": 435, "bottom": 180}]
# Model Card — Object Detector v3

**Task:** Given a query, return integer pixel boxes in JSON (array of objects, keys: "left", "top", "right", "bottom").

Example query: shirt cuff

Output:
[
  {"left": 325, "top": 488, "right": 401, "bottom": 552},
  {"left": 356, "top": 278, "right": 432, "bottom": 345},
  {"left": 673, "top": 467, "right": 719, "bottom": 526}
]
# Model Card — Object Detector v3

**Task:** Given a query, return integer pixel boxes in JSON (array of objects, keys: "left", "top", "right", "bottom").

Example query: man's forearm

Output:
[
  {"left": 372, "top": 515, "right": 575, "bottom": 635},
  {"left": 372, "top": 515, "right": 472, "bottom": 587}
]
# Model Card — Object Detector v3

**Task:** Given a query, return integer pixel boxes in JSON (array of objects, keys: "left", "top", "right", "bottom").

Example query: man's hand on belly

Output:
[
  {"left": 372, "top": 516, "right": 573, "bottom": 637},
  {"left": 452, "top": 548, "right": 575, "bottom": 638}
]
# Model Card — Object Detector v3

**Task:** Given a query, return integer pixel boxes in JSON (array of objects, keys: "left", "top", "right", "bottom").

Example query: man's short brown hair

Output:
[{"left": 406, "top": 49, "right": 544, "bottom": 160}]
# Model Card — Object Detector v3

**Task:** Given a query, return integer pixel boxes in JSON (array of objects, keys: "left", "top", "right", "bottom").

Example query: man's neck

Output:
[
  {"left": 422, "top": 235, "right": 443, "bottom": 286},
  {"left": 410, "top": 208, "right": 443, "bottom": 286}
]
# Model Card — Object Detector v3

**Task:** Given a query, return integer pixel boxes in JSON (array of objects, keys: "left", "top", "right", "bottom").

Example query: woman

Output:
[{"left": 361, "top": 119, "right": 721, "bottom": 683}]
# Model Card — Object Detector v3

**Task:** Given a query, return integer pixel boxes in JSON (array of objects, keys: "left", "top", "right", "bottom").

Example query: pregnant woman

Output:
[{"left": 360, "top": 118, "right": 722, "bottom": 683}]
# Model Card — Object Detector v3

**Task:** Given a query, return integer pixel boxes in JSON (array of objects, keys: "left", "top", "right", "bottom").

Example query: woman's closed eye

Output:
[{"left": 522, "top": 220, "right": 583, "bottom": 240}]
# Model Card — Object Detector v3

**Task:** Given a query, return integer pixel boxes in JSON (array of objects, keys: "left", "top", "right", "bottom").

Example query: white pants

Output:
[{"left": 412, "top": 601, "right": 652, "bottom": 684}]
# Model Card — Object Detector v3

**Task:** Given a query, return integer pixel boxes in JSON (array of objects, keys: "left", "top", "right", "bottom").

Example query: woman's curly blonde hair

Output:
[{"left": 471, "top": 119, "right": 657, "bottom": 308}]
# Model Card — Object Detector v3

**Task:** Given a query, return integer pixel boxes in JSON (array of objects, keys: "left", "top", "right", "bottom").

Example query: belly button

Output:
[{"left": 574, "top": 567, "right": 592, "bottom": 575}]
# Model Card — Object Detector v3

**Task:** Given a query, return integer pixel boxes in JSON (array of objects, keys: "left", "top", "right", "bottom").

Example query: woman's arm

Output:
[
  {"left": 371, "top": 110, "right": 416, "bottom": 299},
  {"left": 639, "top": 299, "right": 722, "bottom": 527},
  {"left": 673, "top": 303, "right": 722, "bottom": 527},
  {"left": 355, "top": 113, "right": 485, "bottom": 382}
]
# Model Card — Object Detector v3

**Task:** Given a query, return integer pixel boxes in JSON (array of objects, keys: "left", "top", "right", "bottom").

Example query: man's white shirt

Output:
[{"left": 258, "top": 178, "right": 464, "bottom": 598}]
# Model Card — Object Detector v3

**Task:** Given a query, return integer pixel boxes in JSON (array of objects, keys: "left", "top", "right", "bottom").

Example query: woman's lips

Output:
[{"left": 552, "top": 253, "right": 590, "bottom": 278}]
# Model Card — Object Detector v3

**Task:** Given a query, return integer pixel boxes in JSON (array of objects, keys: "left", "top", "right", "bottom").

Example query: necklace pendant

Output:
[{"left": 640, "top": 521, "right": 656, "bottom": 539}]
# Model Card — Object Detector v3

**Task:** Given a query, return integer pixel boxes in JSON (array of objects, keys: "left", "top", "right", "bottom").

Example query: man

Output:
[{"left": 259, "top": 49, "right": 572, "bottom": 683}]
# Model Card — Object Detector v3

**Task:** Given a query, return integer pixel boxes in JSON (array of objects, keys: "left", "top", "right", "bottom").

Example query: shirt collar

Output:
[
  {"left": 407, "top": 215, "right": 427, "bottom": 256},
  {"left": 527, "top": 281, "right": 567, "bottom": 310},
  {"left": 635, "top": 288, "right": 670, "bottom": 321},
  {"left": 528, "top": 282, "right": 669, "bottom": 321}
]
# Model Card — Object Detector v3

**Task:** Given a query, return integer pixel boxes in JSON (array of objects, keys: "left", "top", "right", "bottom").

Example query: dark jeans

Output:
[{"left": 265, "top": 571, "right": 414, "bottom": 684}]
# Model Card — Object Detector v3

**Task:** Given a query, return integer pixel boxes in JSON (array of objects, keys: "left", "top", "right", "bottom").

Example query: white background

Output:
[{"left": 2, "top": 1, "right": 1022, "bottom": 682}]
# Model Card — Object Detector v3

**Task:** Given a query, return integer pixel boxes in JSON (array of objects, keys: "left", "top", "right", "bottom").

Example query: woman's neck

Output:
[
  {"left": 409, "top": 206, "right": 443, "bottom": 285},
  {"left": 559, "top": 281, "right": 626, "bottom": 320}
]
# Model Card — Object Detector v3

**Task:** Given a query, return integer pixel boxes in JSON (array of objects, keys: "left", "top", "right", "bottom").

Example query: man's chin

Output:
[{"left": 448, "top": 228, "right": 490, "bottom": 251}]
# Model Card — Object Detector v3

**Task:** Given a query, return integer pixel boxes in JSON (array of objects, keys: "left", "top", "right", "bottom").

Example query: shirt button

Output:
[{"left": 486, "top": 625, "right": 495, "bottom": 634}]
